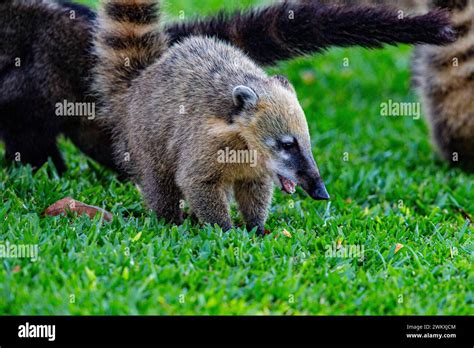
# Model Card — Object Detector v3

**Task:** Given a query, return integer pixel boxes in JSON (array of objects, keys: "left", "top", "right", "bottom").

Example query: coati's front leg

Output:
[
  {"left": 234, "top": 178, "right": 273, "bottom": 235},
  {"left": 141, "top": 168, "right": 183, "bottom": 225},
  {"left": 181, "top": 181, "right": 232, "bottom": 231}
]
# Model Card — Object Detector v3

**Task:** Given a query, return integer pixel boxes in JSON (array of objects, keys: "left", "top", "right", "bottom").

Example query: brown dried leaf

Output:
[
  {"left": 43, "top": 197, "right": 113, "bottom": 222},
  {"left": 300, "top": 69, "right": 317, "bottom": 85},
  {"left": 394, "top": 243, "right": 404, "bottom": 254}
]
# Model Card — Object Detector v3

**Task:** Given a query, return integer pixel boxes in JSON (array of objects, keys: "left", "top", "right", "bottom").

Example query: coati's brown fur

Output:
[
  {"left": 1, "top": 0, "right": 457, "bottom": 175},
  {"left": 93, "top": 0, "right": 330, "bottom": 233}
]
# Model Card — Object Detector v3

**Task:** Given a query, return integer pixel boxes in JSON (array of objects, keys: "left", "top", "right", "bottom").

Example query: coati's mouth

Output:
[{"left": 277, "top": 174, "right": 297, "bottom": 194}]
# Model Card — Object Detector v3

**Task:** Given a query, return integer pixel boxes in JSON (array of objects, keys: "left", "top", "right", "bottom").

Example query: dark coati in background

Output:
[
  {"left": 94, "top": 0, "right": 331, "bottom": 233},
  {"left": 0, "top": 0, "right": 110, "bottom": 174},
  {"left": 0, "top": 0, "right": 456, "bottom": 175},
  {"left": 0, "top": 0, "right": 127, "bottom": 175},
  {"left": 307, "top": 0, "right": 473, "bottom": 171}
]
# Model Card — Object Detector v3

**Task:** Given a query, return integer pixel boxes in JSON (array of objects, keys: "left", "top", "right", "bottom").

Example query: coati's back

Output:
[
  {"left": 129, "top": 36, "right": 268, "bottom": 123},
  {"left": 123, "top": 36, "right": 274, "bottom": 166},
  {"left": 412, "top": 0, "right": 474, "bottom": 170}
]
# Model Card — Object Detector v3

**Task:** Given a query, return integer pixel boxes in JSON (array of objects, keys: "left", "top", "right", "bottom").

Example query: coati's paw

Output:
[
  {"left": 255, "top": 226, "right": 266, "bottom": 236},
  {"left": 154, "top": 210, "right": 184, "bottom": 226}
]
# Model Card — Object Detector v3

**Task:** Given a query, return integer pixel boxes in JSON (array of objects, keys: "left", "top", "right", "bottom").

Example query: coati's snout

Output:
[
  {"left": 287, "top": 138, "right": 329, "bottom": 200},
  {"left": 272, "top": 140, "right": 330, "bottom": 201},
  {"left": 297, "top": 168, "right": 330, "bottom": 201},
  {"left": 232, "top": 81, "right": 329, "bottom": 200}
]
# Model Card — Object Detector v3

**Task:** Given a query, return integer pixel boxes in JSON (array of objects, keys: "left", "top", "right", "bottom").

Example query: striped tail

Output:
[
  {"left": 93, "top": 0, "right": 167, "bottom": 99},
  {"left": 165, "top": 0, "right": 456, "bottom": 66}
]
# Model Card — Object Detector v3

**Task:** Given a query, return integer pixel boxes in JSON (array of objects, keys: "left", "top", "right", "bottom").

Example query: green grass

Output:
[{"left": 0, "top": 0, "right": 472, "bottom": 315}]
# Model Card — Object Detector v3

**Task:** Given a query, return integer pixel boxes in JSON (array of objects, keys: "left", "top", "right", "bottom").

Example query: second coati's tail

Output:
[
  {"left": 94, "top": 0, "right": 167, "bottom": 99},
  {"left": 166, "top": 0, "right": 456, "bottom": 66}
]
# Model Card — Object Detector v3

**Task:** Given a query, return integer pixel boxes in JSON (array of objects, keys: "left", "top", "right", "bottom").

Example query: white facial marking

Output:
[
  {"left": 280, "top": 152, "right": 291, "bottom": 161},
  {"left": 281, "top": 135, "right": 294, "bottom": 144},
  {"left": 265, "top": 138, "right": 277, "bottom": 147}
]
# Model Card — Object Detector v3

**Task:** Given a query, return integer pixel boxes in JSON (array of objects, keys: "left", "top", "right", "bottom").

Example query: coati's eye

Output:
[{"left": 279, "top": 137, "right": 297, "bottom": 151}]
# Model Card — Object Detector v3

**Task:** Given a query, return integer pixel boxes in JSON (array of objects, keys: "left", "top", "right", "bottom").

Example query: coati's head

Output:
[{"left": 232, "top": 75, "right": 329, "bottom": 200}]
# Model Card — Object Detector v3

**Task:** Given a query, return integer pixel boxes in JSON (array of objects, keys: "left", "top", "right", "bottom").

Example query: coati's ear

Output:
[
  {"left": 273, "top": 75, "right": 296, "bottom": 94},
  {"left": 232, "top": 85, "right": 259, "bottom": 110}
]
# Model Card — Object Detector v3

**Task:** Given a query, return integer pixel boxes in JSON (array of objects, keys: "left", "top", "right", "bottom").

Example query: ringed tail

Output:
[
  {"left": 93, "top": 0, "right": 167, "bottom": 98},
  {"left": 165, "top": 0, "right": 456, "bottom": 66}
]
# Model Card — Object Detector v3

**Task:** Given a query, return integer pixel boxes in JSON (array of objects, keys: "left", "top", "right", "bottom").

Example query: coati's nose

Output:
[
  {"left": 310, "top": 179, "right": 330, "bottom": 201},
  {"left": 298, "top": 169, "right": 330, "bottom": 201},
  {"left": 295, "top": 150, "right": 330, "bottom": 200}
]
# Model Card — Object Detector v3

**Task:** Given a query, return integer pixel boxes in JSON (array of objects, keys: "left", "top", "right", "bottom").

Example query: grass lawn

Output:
[{"left": 0, "top": 0, "right": 472, "bottom": 315}]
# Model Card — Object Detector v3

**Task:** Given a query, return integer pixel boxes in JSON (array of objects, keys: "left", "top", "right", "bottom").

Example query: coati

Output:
[
  {"left": 0, "top": 0, "right": 106, "bottom": 174},
  {"left": 412, "top": 0, "right": 474, "bottom": 171},
  {"left": 308, "top": 0, "right": 474, "bottom": 171},
  {"left": 0, "top": 0, "right": 456, "bottom": 175},
  {"left": 93, "top": 0, "right": 331, "bottom": 233}
]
